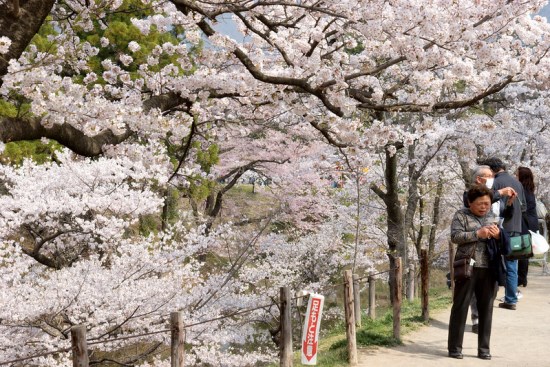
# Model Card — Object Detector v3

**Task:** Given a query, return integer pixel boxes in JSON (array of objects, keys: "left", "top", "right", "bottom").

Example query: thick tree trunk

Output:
[
  {"left": 0, "top": 0, "right": 56, "bottom": 83},
  {"left": 372, "top": 144, "right": 407, "bottom": 304},
  {"left": 384, "top": 146, "right": 407, "bottom": 268},
  {"left": 428, "top": 179, "right": 444, "bottom": 258}
]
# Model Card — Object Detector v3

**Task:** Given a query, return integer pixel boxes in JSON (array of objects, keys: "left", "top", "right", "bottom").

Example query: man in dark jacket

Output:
[{"left": 481, "top": 157, "right": 526, "bottom": 310}]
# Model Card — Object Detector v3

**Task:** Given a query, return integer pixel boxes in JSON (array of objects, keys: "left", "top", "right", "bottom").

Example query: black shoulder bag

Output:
[{"left": 453, "top": 244, "right": 476, "bottom": 282}]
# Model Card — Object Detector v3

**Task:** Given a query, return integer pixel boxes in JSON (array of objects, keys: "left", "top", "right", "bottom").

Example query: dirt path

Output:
[{"left": 357, "top": 271, "right": 550, "bottom": 367}]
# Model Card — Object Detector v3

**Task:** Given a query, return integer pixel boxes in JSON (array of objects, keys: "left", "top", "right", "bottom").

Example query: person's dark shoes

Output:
[
  {"left": 449, "top": 352, "right": 463, "bottom": 359},
  {"left": 478, "top": 352, "right": 492, "bottom": 360},
  {"left": 472, "top": 324, "right": 478, "bottom": 334},
  {"left": 498, "top": 302, "right": 516, "bottom": 310}
]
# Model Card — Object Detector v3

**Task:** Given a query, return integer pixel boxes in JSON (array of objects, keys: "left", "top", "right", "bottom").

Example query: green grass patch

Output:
[{"left": 292, "top": 278, "right": 452, "bottom": 366}]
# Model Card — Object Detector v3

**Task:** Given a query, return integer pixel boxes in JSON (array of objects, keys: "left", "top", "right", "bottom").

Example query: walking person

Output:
[
  {"left": 481, "top": 157, "right": 526, "bottom": 310},
  {"left": 516, "top": 166, "right": 539, "bottom": 288},
  {"left": 448, "top": 185, "right": 508, "bottom": 360}
]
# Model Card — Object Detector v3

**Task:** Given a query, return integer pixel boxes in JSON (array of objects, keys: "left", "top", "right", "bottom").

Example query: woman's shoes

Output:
[
  {"left": 448, "top": 352, "right": 463, "bottom": 359},
  {"left": 478, "top": 352, "right": 492, "bottom": 360},
  {"left": 449, "top": 351, "right": 491, "bottom": 360}
]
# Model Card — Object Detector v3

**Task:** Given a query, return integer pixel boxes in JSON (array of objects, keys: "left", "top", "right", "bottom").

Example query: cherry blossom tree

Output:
[
  {"left": 453, "top": 83, "right": 550, "bottom": 201},
  {"left": 1, "top": 0, "right": 550, "bottom": 365}
]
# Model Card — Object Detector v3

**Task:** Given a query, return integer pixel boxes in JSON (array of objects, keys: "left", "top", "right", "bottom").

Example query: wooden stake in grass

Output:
[
  {"left": 368, "top": 272, "right": 376, "bottom": 319},
  {"left": 344, "top": 270, "right": 358, "bottom": 366},
  {"left": 171, "top": 312, "right": 185, "bottom": 367},
  {"left": 421, "top": 249, "right": 429, "bottom": 322},
  {"left": 280, "top": 286, "right": 293, "bottom": 367},
  {"left": 393, "top": 257, "right": 402, "bottom": 341},
  {"left": 407, "top": 264, "right": 415, "bottom": 301},
  {"left": 71, "top": 325, "right": 89, "bottom": 367},
  {"left": 353, "top": 273, "right": 361, "bottom": 328}
]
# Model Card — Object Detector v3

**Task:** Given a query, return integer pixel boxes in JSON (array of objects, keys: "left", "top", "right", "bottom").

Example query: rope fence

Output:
[
  {"left": 0, "top": 346, "right": 72, "bottom": 366},
  {"left": 0, "top": 257, "right": 429, "bottom": 367},
  {"left": 319, "top": 266, "right": 395, "bottom": 295}
]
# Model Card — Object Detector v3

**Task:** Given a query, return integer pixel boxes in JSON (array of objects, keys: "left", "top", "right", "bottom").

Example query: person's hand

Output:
[
  {"left": 506, "top": 191, "right": 517, "bottom": 206},
  {"left": 477, "top": 226, "right": 492, "bottom": 239},
  {"left": 477, "top": 225, "right": 499, "bottom": 239},
  {"left": 486, "top": 224, "right": 500, "bottom": 239},
  {"left": 499, "top": 187, "right": 517, "bottom": 197}
]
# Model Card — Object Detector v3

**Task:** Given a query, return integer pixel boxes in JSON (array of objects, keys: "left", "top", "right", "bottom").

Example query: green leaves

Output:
[{"left": 0, "top": 140, "right": 62, "bottom": 165}]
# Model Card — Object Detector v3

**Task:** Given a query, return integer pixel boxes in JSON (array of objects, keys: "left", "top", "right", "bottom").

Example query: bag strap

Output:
[{"left": 466, "top": 235, "right": 477, "bottom": 259}]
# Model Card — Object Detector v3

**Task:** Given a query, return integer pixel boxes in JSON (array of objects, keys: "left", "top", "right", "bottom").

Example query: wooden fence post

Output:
[
  {"left": 344, "top": 270, "right": 358, "bottom": 365},
  {"left": 368, "top": 272, "right": 376, "bottom": 319},
  {"left": 421, "top": 249, "right": 429, "bottom": 322},
  {"left": 353, "top": 273, "right": 361, "bottom": 328},
  {"left": 171, "top": 311, "right": 185, "bottom": 367},
  {"left": 70, "top": 325, "right": 89, "bottom": 367},
  {"left": 415, "top": 266, "right": 420, "bottom": 299},
  {"left": 393, "top": 257, "right": 402, "bottom": 341},
  {"left": 280, "top": 287, "right": 293, "bottom": 367},
  {"left": 406, "top": 264, "right": 415, "bottom": 302}
]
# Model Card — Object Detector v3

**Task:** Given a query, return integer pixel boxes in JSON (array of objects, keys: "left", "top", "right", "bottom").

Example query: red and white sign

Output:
[{"left": 301, "top": 293, "right": 324, "bottom": 365}]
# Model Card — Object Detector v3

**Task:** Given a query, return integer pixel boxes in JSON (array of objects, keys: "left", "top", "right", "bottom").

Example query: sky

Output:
[
  {"left": 212, "top": 3, "right": 550, "bottom": 43},
  {"left": 540, "top": 4, "right": 550, "bottom": 18}
]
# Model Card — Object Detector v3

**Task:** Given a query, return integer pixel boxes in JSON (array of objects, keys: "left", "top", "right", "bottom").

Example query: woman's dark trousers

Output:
[
  {"left": 448, "top": 267, "right": 497, "bottom": 355},
  {"left": 518, "top": 258, "right": 529, "bottom": 286}
]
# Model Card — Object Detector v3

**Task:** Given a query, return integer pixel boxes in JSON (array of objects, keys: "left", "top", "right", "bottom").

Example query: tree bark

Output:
[
  {"left": 0, "top": 0, "right": 56, "bottom": 84},
  {"left": 428, "top": 179, "right": 444, "bottom": 258},
  {"left": 372, "top": 144, "right": 406, "bottom": 304},
  {"left": 0, "top": 117, "right": 132, "bottom": 157}
]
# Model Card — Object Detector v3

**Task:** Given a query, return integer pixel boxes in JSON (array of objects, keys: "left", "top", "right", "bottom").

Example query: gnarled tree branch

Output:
[{"left": 0, "top": 116, "right": 132, "bottom": 157}]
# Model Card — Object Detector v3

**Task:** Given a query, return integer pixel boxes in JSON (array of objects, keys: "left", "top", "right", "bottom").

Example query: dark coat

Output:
[
  {"left": 493, "top": 171, "right": 526, "bottom": 235},
  {"left": 487, "top": 229, "right": 511, "bottom": 286},
  {"left": 521, "top": 190, "right": 539, "bottom": 234}
]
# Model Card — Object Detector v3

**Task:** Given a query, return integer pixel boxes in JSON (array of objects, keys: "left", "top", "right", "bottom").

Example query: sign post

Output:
[{"left": 301, "top": 293, "right": 325, "bottom": 365}]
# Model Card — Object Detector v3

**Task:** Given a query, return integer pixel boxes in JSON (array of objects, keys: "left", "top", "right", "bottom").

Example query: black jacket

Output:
[
  {"left": 487, "top": 229, "right": 511, "bottom": 286},
  {"left": 521, "top": 190, "right": 539, "bottom": 234},
  {"left": 493, "top": 171, "right": 526, "bottom": 234}
]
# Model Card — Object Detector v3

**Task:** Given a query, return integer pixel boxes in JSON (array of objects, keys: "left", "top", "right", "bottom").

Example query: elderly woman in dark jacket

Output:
[{"left": 448, "top": 185, "right": 506, "bottom": 360}]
